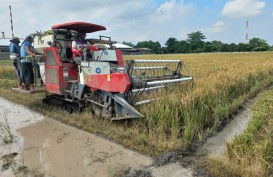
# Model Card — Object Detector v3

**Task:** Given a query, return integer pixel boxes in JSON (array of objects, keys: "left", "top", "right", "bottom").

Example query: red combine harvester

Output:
[{"left": 26, "top": 22, "right": 193, "bottom": 120}]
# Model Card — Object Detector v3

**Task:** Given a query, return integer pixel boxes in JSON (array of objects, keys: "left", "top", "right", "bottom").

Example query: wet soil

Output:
[
  {"left": 0, "top": 97, "right": 193, "bottom": 177},
  {"left": 0, "top": 97, "right": 44, "bottom": 177},
  {"left": 0, "top": 96, "right": 254, "bottom": 177},
  {"left": 18, "top": 119, "right": 152, "bottom": 177}
]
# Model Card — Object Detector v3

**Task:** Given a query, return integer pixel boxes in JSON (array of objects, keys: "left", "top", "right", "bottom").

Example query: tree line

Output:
[{"left": 122, "top": 31, "right": 273, "bottom": 54}]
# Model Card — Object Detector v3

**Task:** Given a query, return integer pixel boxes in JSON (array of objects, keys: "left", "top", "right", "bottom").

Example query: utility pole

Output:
[
  {"left": 9, "top": 5, "right": 14, "bottom": 38},
  {"left": 245, "top": 20, "right": 249, "bottom": 44}
]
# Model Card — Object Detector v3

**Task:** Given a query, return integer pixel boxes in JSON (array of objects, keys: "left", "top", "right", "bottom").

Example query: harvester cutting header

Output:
[{"left": 22, "top": 22, "right": 193, "bottom": 120}]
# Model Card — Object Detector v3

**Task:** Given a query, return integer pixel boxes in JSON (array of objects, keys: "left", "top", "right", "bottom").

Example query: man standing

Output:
[
  {"left": 9, "top": 37, "right": 22, "bottom": 89},
  {"left": 20, "top": 35, "right": 35, "bottom": 91}
]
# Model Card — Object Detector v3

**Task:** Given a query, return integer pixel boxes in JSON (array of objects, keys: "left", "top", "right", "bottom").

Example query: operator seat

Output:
[
  {"left": 64, "top": 31, "right": 73, "bottom": 60},
  {"left": 84, "top": 50, "right": 93, "bottom": 62},
  {"left": 65, "top": 48, "right": 73, "bottom": 59}
]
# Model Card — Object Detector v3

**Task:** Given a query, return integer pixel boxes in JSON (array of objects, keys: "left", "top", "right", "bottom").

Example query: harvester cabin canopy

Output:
[
  {"left": 52, "top": 22, "right": 117, "bottom": 48},
  {"left": 31, "top": 22, "right": 107, "bottom": 57},
  {"left": 51, "top": 22, "right": 106, "bottom": 33}
]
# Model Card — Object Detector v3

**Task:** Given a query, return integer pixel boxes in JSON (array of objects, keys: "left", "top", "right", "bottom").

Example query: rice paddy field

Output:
[{"left": 0, "top": 52, "right": 273, "bottom": 176}]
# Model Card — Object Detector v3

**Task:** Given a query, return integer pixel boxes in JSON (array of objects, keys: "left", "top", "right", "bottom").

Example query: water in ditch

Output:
[{"left": 203, "top": 101, "right": 254, "bottom": 155}]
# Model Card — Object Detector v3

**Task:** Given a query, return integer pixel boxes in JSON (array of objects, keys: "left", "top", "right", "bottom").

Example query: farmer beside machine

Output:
[
  {"left": 14, "top": 21, "right": 193, "bottom": 120},
  {"left": 9, "top": 37, "right": 22, "bottom": 89}
]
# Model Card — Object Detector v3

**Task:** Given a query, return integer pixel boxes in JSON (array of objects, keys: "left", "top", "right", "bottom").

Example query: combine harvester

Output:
[{"left": 18, "top": 22, "right": 193, "bottom": 120}]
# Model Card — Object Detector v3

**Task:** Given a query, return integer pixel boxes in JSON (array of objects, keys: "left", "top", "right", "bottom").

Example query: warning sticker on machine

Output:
[{"left": 107, "top": 75, "right": 110, "bottom": 81}]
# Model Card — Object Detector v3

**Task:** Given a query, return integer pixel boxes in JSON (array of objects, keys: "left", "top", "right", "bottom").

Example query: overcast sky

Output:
[{"left": 1, "top": 0, "right": 273, "bottom": 46}]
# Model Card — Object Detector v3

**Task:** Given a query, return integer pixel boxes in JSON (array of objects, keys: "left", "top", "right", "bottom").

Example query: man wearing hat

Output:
[
  {"left": 9, "top": 37, "right": 23, "bottom": 89},
  {"left": 20, "top": 35, "right": 36, "bottom": 91}
]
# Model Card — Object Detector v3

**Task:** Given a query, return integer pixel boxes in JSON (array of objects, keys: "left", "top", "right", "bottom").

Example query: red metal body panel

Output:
[
  {"left": 116, "top": 50, "right": 125, "bottom": 67},
  {"left": 51, "top": 22, "right": 106, "bottom": 33},
  {"left": 44, "top": 47, "right": 61, "bottom": 94},
  {"left": 86, "top": 73, "right": 131, "bottom": 93},
  {"left": 44, "top": 47, "right": 79, "bottom": 95}
]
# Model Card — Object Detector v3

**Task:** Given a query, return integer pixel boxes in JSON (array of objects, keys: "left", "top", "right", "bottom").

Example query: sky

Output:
[{"left": 0, "top": 0, "right": 273, "bottom": 46}]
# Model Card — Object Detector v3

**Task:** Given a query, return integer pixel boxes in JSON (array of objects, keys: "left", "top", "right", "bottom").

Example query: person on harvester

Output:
[
  {"left": 71, "top": 32, "right": 89, "bottom": 62},
  {"left": 71, "top": 32, "right": 99, "bottom": 63}
]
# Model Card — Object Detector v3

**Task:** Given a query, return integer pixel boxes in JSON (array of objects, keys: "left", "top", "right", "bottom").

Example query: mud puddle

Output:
[
  {"left": 150, "top": 163, "right": 192, "bottom": 177},
  {"left": 203, "top": 100, "right": 254, "bottom": 156},
  {"left": 0, "top": 96, "right": 255, "bottom": 177},
  {"left": 0, "top": 97, "right": 44, "bottom": 156},
  {"left": 0, "top": 97, "right": 45, "bottom": 177},
  {"left": 18, "top": 119, "right": 153, "bottom": 177},
  {"left": 0, "top": 97, "right": 193, "bottom": 177}
]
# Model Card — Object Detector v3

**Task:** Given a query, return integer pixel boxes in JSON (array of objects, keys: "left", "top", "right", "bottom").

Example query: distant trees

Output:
[
  {"left": 135, "top": 40, "right": 161, "bottom": 54},
  {"left": 165, "top": 37, "right": 179, "bottom": 53},
  {"left": 248, "top": 38, "right": 270, "bottom": 51},
  {"left": 203, "top": 42, "right": 217, "bottom": 53},
  {"left": 163, "top": 33, "right": 271, "bottom": 53},
  {"left": 122, "top": 41, "right": 135, "bottom": 47},
  {"left": 122, "top": 40, "right": 162, "bottom": 53},
  {"left": 123, "top": 31, "right": 272, "bottom": 54},
  {"left": 164, "top": 31, "right": 207, "bottom": 53},
  {"left": 177, "top": 40, "right": 190, "bottom": 53},
  {"left": 236, "top": 43, "right": 251, "bottom": 52},
  {"left": 187, "top": 31, "right": 206, "bottom": 52}
]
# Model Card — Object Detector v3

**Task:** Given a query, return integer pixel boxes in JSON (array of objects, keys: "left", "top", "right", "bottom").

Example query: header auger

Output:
[{"left": 24, "top": 22, "right": 193, "bottom": 120}]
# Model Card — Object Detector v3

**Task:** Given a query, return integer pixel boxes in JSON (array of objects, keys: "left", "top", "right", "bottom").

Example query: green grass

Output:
[
  {"left": 0, "top": 59, "right": 13, "bottom": 65},
  {"left": 0, "top": 65, "right": 17, "bottom": 81},
  {"left": 0, "top": 116, "right": 14, "bottom": 144},
  {"left": 205, "top": 89, "right": 273, "bottom": 176}
]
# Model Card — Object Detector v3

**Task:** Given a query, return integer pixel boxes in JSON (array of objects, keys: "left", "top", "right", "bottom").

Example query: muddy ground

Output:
[
  {"left": 0, "top": 97, "right": 253, "bottom": 177},
  {"left": 124, "top": 100, "right": 254, "bottom": 177}
]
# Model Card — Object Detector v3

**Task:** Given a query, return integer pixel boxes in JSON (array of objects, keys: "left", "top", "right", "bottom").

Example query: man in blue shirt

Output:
[
  {"left": 9, "top": 37, "right": 22, "bottom": 88},
  {"left": 20, "top": 35, "right": 35, "bottom": 91}
]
